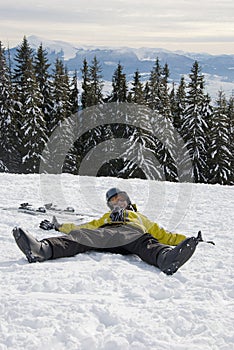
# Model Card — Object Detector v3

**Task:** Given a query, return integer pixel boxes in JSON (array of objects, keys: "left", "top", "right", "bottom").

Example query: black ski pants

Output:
[{"left": 45, "top": 225, "right": 171, "bottom": 268}]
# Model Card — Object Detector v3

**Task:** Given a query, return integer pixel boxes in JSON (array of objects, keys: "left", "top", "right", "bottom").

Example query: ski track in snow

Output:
[{"left": 0, "top": 174, "right": 233, "bottom": 350}]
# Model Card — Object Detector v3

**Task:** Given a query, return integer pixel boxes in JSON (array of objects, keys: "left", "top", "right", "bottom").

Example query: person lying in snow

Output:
[{"left": 12, "top": 187, "right": 208, "bottom": 275}]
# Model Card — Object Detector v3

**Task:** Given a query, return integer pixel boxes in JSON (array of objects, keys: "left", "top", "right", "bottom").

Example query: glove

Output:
[
  {"left": 110, "top": 207, "right": 125, "bottom": 222},
  {"left": 39, "top": 216, "right": 61, "bottom": 231},
  {"left": 39, "top": 220, "right": 54, "bottom": 230}
]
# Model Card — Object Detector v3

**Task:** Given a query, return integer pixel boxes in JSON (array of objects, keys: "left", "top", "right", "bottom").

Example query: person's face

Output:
[{"left": 109, "top": 194, "right": 128, "bottom": 209}]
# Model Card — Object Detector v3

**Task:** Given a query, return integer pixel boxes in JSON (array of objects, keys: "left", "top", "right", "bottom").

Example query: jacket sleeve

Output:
[
  {"left": 58, "top": 213, "right": 109, "bottom": 234},
  {"left": 139, "top": 214, "right": 186, "bottom": 246}
]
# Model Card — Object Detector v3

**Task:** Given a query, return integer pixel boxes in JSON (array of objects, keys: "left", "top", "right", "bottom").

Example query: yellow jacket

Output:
[{"left": 58, "top": 210, "right": 186, "bottom": 246}]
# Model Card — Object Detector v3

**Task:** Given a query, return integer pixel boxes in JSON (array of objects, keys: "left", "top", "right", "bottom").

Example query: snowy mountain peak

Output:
[
  {"left": 27, "top": 35, "right": 79, "bottom": 60},
  {"left": 10, "top": 35, "right": 234, "bottom": 98}
]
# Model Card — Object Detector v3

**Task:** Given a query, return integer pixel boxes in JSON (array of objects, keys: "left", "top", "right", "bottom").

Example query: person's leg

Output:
[
  {"left": 67, "top": 224, "right": 143, "bottom": 249},
  {"left": 13, "top": 227, "right": 53, "bottom": 263},
  {"left": 12, "top": 227, "right": 92, "bottom": 263},
  {"left": 13, "top": 224, "right": 133, "bottom": 263},
  {"left": 123, "top": 234, "right": 165, "bottom": 266},
  {"left": 123, "top": 233, "right": 198, "bottom": 275},
  {"left": 156, "top": 237, "right": 198, "bottom": 275},
  {"left": 46, "top": 236, "right": 92, "bottom": 259}
]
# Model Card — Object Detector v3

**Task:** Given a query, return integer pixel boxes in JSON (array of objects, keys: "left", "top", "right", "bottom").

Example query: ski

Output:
[
  {"left": 17, "top": 202, "right": 82, "bottom": 217},
  {"left": 18, "top": 205, "right": 46, "bottom": 216},
  {"left": 43, "top": 203, "right": 98, "bottom": 217},
  {"left": 44, "top": 202, "right": 75, "bottom": 214},
  {"left": 1, "top": 202, "right": 98, "bottom": 219}
]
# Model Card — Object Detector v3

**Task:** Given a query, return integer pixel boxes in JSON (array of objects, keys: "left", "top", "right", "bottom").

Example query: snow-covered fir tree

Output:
[
  {"left": 0, "top": 42, "right": 21, "bottom": 172},
  {"left": 170, "top": 77, "right": 193, "bottom": 181},
  {"left": 108, "top": 63, "right": 127, "bottom": 102},
  {"left": 148, "top": 58, "right": 164, "bottom": 111},
  {"left": 69, "top": 70, "right": 79, "bottom": 114},
  {"left": 34, "top": 43, "right": 54, "bottom": 133},
  {"left": 227, "top": 95, "right": 234, "bottom": 184},
  {"left": 88, "top": 56, "right": 104, "bottom": 106},
  {"left": 119, "top": 125, "right": 162, "bottom": 180},
  {"left": 81, "top": 58, "right": 90, "bottom": 109},
  {"left": 72, "top": 58, "right": 105, "bottom": 173},
  {"left": 143, "top": 81, "right": 150, "bottom": 106},
  {"left": 50, "top": 58, "right": 72, "bottom": 132},
  {"left": 180, "top": 61, "right": 210, "bottom": 183},
  {"left": 13, "top": 36, "right": 48, "bottom": 173},
  {"left": 147, "top": 61, "right": 178, "bottom": 181},
  {"left": 20, "top": 82, "right": 48, "bottom": 173},
  {"left": 156, "top": 64, "right": 178, "bottom": 181},
  {"left": 128, "top": 70, "right": 145, "bottom": 104},
  {"left": 208, "top": 90, "right": 233, "bottom": 185},
  {"left": 42, "top": 59, "right": 76, "bottom": 173},
  {"left": 80, "top": 57, "right": 103, "bottom": 109},
  {"left": 172, "top": 76, "right": 187, "bottom": 133},
  {"left": 62, "top": 72, "right": 79, "bottom": 173}
]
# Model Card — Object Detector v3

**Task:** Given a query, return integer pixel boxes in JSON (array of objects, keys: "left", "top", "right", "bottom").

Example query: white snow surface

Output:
[{"left": 0, "top": 173, "right": 233, "bottom": 350}]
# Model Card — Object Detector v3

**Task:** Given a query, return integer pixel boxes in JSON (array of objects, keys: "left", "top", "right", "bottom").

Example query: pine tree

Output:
[
  {"left": 169, "top": 82, "right": 176, "bottom": 119},
  {"left": 69, "top": 70, "right": 79, "bottom": 113},
  {"left": 79, "top": 56, "right": 104, "bottom": 109},
  {"left": 12, "top": 36, "right": 33, "bottom": 144},
  {"left": 74, "top": 57, "right": 104, "bottom": 173},
  {"left": 170, "top": 77, "right": 193, "bottom": 181},
  {"left": 88, "top": 56, "right": 103, "bottom": 106},
  {"left": 172, "top": 76, "right": 187, "bottom": 132},
  {"left": 108, "top": 63, "right": 127, "bottom": 102},
  {"left": 148, "top": 58, "right": 163, "bottom": 111},
  {"left": 0, "top": 42, "right": 20, "bottom": 172},
  {"left": 208, "top": 90, "right": 233, "bottom": 184},
  {"left": 34, "top": 43, "right": 54, "bottom": 131},
  {"left": 157, "top": 64, "right": 178, "bottom": 181},
  {"left": 147, "top": 60, "right": 178, "bottom": 181},
  {"left": 180, "top": 61, "right": 210, "bottom": 183},
  {"left": 20, "top": 80, "right": 48, "bottom": 173},
  {"left": 81, "top": 58, "right": 91, "bottom": 109},
  {"left": 13, "top": 36, "right": 48, "bottom": 173},
  {"left": 227, "top": 95, "right": 234, "bottom": 184},
  {"left": 118, "top": 126, "right": 159, "bottom": 180},
  {"left": 50, "top": 58, "right": 72, "bottom": 133},
  {"left": 62, "top": 71, "right": 79, "bottom": 174},
  {"left": 42, "top": 59, "right": 77, "bottom": 174},
  {"left": 128, "top": 70, "right": 145, "bottom": 104},
  {"left": 13, "top": 36, "right": 34, "bottom": 89},
  {"left": 144, "top": 81, "right": 150, "bottom": 106},
  {"left": 160, "top": 63, "right": 172, "bottom": 117},
  {"left": 154, "top": 117, "right": 179, "bottom": 181}
]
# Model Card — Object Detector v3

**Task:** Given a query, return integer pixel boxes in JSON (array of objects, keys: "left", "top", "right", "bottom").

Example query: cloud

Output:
[{"left": 0, "top": 0, "right": 233, "bottom": 53}]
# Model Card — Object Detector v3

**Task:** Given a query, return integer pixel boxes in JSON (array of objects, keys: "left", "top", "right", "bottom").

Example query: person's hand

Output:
[
  {"left": 39, "top": 216, "right": 61, "bottom": 230},
  {"left": 39, "top": 220, "right": 54, "bottom": 230},
  {"left": 110, "top": 207, "right": 125, "bottom": 222}
]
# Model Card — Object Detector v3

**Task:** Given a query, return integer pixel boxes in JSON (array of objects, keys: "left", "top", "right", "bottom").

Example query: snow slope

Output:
[{"left": 0, "top": 173, "right": 233, "bottom": 350}]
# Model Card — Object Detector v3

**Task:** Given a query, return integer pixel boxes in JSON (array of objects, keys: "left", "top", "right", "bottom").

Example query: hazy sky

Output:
[{"left": 0, "top": 0, "right": 233, "bottom": 54}]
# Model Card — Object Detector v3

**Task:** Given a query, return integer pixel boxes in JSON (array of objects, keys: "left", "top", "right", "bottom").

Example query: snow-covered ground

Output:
[{"left": 0, "top": 173, "right": 233, "bottom": 350}]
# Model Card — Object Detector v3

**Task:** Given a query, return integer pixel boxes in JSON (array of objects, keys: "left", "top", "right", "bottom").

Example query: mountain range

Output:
[{"left": 10, "top": 35, "right": 234, "bottom": 98}]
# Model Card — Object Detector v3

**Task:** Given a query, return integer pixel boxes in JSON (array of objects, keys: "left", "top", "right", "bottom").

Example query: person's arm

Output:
[
  {"left": 139, "top": 213, "right": 186, "bottom": 246},
  {"left": 58, "top": 213, "right": 110, "bottom": 234}
]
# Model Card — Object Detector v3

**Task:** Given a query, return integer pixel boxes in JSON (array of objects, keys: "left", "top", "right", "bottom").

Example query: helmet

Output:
[{"left": 106, "top": 187, "right": 131, "bottom": 208}]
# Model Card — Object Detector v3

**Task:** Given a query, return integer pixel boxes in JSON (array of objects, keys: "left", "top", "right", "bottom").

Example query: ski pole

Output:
[{"left": 196, "top": 231, "right": 215, "bottom": 245}]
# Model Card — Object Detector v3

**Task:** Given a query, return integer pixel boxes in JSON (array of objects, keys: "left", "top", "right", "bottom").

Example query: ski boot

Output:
[
  {"left": 13, "top": 227, "right": 52, "bottom": 263},
  {"left": 157, "top": 236, "right": 199, "bottom": 275}
]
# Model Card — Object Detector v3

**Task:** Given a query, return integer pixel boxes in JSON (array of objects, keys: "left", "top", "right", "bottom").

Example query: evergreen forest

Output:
[{"left": 0, "top": 37, "right": 233, "bottom": 185}]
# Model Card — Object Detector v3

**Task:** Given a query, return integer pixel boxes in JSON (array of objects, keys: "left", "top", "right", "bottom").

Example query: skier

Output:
[{"left": 13, "top": 187, "right": 202, "bottom": 275}]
